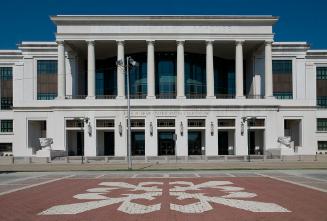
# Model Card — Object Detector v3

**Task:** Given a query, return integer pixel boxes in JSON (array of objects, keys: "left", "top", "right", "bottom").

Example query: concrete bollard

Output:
[
  {"left": 105, "top": 156, "right": 109, "bottom": 163},
  {"left": 11, "top": 156, "right": 14, "bottom": 164},
  {"left": 66, "top": 156, "right": 70, "bottom": 163}
]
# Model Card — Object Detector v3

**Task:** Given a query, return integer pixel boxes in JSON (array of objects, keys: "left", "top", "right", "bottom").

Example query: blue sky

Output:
[{"left": 0, "top": 0, "right": 326, "bottom": 49}]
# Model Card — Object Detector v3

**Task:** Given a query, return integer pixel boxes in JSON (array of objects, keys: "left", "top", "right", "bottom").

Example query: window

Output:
[
  {"left": 317, "top": 118, "right": 327, "bottom": 131},
  {"left": 37, "top": 60, "right": 57, "bottom": 100},
  {"left": 128, "top": 53, "right": 147, "bottom": 98},
  {"left": 188, "top": 119, "right": 205, "bottom": 127},
  {"left": 214, "top": 58, "right": 235, "bottom": 98},
  {"left": 156, "top": 52, "right": 176, "bottom": 98},
  {"left": 218, "top": 119, "right": 235, "bottom": 127},
  {"left": 157, "top": 119, "right": 175, "bottom": 127},
  {"left": 0, "top": 67, "right": 13, "bottom": 109},
  {"left": 185, "top": 53, "right": 206, "bottom": 98},
  {"left": 0, "top": 143, "right": 12, "bottom": 155},
  {"left": 129, "top": 119, "right": 145, "bottom": 128},
  {"left": 273, "top": 60, "right": 293, "bottom": 99},
  {"left": 66, "top": 120, "right": 84, "bottom": 128},
  {"left": 96, "top": 119, "right": 115, "bottom": 128},
  {"left": 318, "top": 141, "right": 327, "bottom": 150},
  {"left": 248, "top": 119, "right": 265, "bottom": 127},
  {"left": 1, "top": 120, "right": 13, "bottom": 133},
  {"left": 317, "top": 67, "right": 327, "bottom": 107}
]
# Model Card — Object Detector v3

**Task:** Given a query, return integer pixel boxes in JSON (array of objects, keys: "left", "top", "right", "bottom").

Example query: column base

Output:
[
  {"left": 265, "top": 95, "right": 275, "bottom": 99},
  {"left": 116, "top": 95, "right": 126, "bottom": 100},
  {"left": 177, "top": 96, "right": 186, "bottom": 99},
  {"left": 55, "top": 96, "right": 65, "bottom": 100},
  {"left": 146, "top": 95, "right": 156, "bottom": 99},
  {"left": 236, "top": 96, "right": 245, "bottom": 99},
  {"left": 86, "top": 96, "right": 95, "bottom": 100},
  {"left": 206, "top": 96, "right": 216, "bottom": 99}
]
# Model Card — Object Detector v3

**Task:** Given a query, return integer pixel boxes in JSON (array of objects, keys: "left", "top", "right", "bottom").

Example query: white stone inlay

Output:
[
  {"left": 169, "top": 181, "right": 290, "bottom": 213},
  {"left": 39, "top": 180, "right": 290, "bottom": 215}
]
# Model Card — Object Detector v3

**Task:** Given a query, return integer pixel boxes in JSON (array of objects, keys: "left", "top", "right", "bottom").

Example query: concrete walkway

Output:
[{"left": 0, "top": 160, "right": 327, "bottom": 171}]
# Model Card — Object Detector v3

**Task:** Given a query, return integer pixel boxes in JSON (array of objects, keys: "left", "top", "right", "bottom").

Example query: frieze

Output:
[{"left": 122, "top": 111, "right": 210, "bottom": 117}]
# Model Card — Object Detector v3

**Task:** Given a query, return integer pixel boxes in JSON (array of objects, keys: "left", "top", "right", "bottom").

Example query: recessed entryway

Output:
[
  {"left": 66, "top": 119, "right": 84, "bottom": 156},
  {"left": 158, "top": 131, "right": 175, "bottom": 155}
]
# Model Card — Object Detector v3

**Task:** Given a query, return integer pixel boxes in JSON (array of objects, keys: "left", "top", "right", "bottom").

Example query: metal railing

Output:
[
  {"left": 186, "top": 94, "right": 206, "bottom": 99},
  {"left": 156, "top": 93, "right": 176, "bottom": 99},
  {"left": 246, "top": 95, "right": 265, "bottom": 99},
  {"left": 215, "top": 94, "right": 235, "bottom": 99},
  {"left": 95, "top": 95, "right": 117, "bottom": 99},
  {"left": 129, "top": 94, "right": 147, "bottom": 99},
  {"left": 65, "top": 95, "right": 87, "bottom": 99}
]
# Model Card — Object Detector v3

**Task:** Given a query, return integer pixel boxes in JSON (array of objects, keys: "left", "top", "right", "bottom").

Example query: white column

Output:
[
  {"left": 87, "top": 40, "right": 95, "bottom": 98},
  {"left": 117, "top": 41, "right": 125, "bottom": 99},
  {"left": 177, "top": 40, "right": 185, "bottom": 98},
  {"left": 235, "top": 40, "right": 244, "bottom": 98},
  {"left": 57, "top": 41, "right": 66, "bottom": 99},
  {"left": 265, "top": 41, "right": 274, "bottom": 98},
  {"left": 147, "top": 40, "right": 155, "bottom": 99},
  {"left": 206, "top": 41, "right": 215, "bottom": 98}
]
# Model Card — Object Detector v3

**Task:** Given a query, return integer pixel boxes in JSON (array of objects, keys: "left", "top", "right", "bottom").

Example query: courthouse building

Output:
[{"left": 0, "top": 15, "right": 326, "bottom": 158}]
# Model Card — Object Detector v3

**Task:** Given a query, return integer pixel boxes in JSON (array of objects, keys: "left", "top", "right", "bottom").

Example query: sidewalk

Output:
[{"left": 1, "top": 161, "right": 327, "bottom": 171}]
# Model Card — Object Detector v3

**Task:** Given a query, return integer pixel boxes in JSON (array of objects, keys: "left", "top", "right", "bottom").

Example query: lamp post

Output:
[{"left": 117, "top": 56, "right": 138, "bottom": 170}]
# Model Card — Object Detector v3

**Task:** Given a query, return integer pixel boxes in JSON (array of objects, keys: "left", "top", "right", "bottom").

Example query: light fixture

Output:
[
  {"left": 180, "top": 121, "right": 184, "bottom": 136},
  {"left": 87, "top": 123, "right": 92, "bottom": 136},
  {"left": 150, "top": 122, "right": 153, "bottom": 136},
  {"left": 119, "top": 122, "right": 122, "bottom": 136},
  {"left": 128, "top": 57, "right": 139, "bottom": 66},
  {"left": 241, "top": 121, "right": 245, "bottom": 136},
  {"left": 116, "top": 59, "right": 124, "bottom": 66},
  {"left": 210, "top": 122, "right": 214, "bottom": 136}
]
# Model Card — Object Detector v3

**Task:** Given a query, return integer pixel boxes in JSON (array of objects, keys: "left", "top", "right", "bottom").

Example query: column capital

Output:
[
  {"left": 86, "top": 40, "right": 95, "bottom": 45},
  {"left": 206, "top": 40, "right": 214, "bottom": 45},
  {"left": 265, "top": 40, "right": 273, "bottom": 45},
  {"left": 235, "top": 40, "right": 245, "bottom": 45},
  {"left": 56, "top": 40, "right": 65, "bottom": 45},
  {"left": 116, "top": 40, "right": 125, "bottom": 45},
  {"left": 176, "top": 40, "right": 185, "bottom": 45},
  {"left": 146, "top": 40, "right": 155, "bottom": 44}
]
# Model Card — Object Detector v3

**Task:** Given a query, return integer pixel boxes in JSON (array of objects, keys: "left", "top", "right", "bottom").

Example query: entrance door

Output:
[
  {"left": 248, "top": 131, "right": 255, "bottom": 155},
  {"left": 218, "top": 131, "right": 229, "bottom": 155},
  {"left": 188, "top": 131, "right": 202, "bottom": 155},
  {"left": 76, "top": 131, "right": 84, "bottom": 156},
  {"left": 158, "top": 131, "right": 175, "bottom": 155},
  {"left": 104, "top": 131, "right": 114, "bottom": 156},
  {"left": 131, "top": 131, "right": 145, "bottom": 156}
]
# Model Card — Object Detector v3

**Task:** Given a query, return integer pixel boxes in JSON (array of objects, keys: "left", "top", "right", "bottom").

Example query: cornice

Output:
[{"left": 51, "top": 15, "right": 278, "bottom": 26}]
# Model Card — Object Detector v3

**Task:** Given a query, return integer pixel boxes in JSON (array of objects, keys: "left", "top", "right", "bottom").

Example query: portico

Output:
[
  {"left": 56, "top": 39, "right": 273, "bottom": 100},
  {"left": 53, "top": 15, "right": 276, "bottom": 101}
]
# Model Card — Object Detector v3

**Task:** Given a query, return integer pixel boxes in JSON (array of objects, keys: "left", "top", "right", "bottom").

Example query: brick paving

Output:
[{"left": 0, "top": 173, "right": 326, "bottom": 221}]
